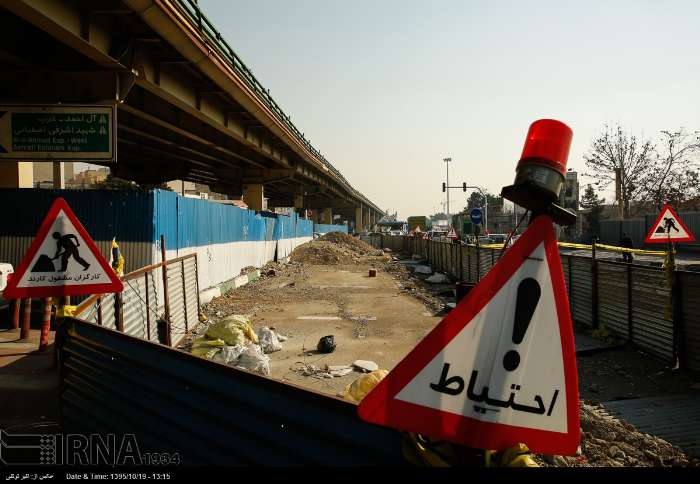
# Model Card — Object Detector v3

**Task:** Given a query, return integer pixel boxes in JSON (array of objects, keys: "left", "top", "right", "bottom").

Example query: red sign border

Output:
[
  {"left": 644, "top": 204, "right": 696, "bottom": 244},
  {"left": 357, "top": 215, "right": 580, "bottom": 455},
  {"left": 3, "top": 197, "right": 124, "bottom": 298}
]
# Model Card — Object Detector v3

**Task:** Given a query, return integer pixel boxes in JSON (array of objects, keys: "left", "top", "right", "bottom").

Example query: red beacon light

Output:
[{"left": 501, "top": 119, "right": 576, "bottom": 226}]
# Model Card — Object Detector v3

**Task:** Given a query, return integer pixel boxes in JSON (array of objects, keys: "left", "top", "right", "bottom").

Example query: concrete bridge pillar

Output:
[
  {"left": 294, "top": 194, "right": 304, "bottom": 210},
  {"left": 355, "top": 206, "right": 363, "bottom": 233},
  {"left": 242, "top": 184, "right": 264, "bottom": 211},
  {"left": 321, "top": 207, "right": 333, "bottom": 225},
  {"left": 0, "top": 162, "right": 33, "bottom": 188},
  {"left": 364, "top": 208, "right": 371, "bottom": 231}
]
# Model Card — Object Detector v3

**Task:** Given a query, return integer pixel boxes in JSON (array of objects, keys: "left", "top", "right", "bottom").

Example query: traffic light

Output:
[
  {"left": 462, "top": 182, "right": 467, "bottom": 192},
  {"left": 442, "top": 182, "right": 446, "bottom": 193}
]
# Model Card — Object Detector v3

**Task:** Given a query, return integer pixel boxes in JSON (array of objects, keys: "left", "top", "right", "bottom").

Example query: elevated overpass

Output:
[{"left": 0, "top": 0, "right": 382, "bottom": 229}]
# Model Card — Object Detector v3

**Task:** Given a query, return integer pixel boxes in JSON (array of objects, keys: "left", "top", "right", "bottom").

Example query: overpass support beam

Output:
[
  {"left": 364, "top": 208, "right": 371, "bottom": 231},
  {"left": 242, "top": 184, "right": 265, "bottom": 211},
  {"left": 321, "top": 208, "right": 333, "bottom": 225},
  {"left": 355, "top": 206, "right": 363, "bottom": 233},
  {"left": 294, "top": 194, "right": 308, "bottom": 219},
  {"left": 0, "top": 162, "right": 33, "bottom": 188}
]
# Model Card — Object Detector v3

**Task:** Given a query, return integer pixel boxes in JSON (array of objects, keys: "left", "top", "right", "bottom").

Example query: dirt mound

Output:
[
  {"left": 289, "top": 232, "right": 385, "bottom": 265},
  {"left": 289, "top": 241, "right": 360, "bottom": 265},
  {"left": 317, "top": 232, "right": 378, "bottom": 255}
]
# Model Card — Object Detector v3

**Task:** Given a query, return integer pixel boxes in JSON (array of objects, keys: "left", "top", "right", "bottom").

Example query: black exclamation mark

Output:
[{"left": 503, "top": 277, "right": 541, "bottom": 372}]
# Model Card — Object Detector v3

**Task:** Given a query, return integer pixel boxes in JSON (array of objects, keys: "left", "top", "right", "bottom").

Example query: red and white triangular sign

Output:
[
  {"left": 446, "top": 226, "right": 458, "bottom": 239},
  {"left": 358, "top": 215, "right": 579, "bottom": 455},
  {"left": 644, "top": 204, "right": 695, "bottom": 244},
  {"left": 3, "top": 197, "right": 124, "bottom": 298}
]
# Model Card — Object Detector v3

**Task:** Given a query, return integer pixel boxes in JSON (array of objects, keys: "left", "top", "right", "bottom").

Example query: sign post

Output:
[{"left": 0, "top": 105, "right": 116, "bottom": 161}]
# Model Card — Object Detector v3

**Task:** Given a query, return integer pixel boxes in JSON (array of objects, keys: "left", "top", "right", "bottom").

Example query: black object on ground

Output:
[{"left": 317, "top": 335, "right": 336, "bottom": 353}]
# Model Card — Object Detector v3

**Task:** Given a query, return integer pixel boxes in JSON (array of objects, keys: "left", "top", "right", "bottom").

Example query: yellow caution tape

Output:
[
  {"left": 594, "top": 243, "right": 667, "bottom": 256},
  {"left": 463, "top": 241, "right": 668, "bottom": 256}
]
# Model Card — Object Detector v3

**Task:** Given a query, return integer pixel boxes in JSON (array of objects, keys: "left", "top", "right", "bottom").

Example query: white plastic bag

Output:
[
  {"left": 212, "top": 344, "right": 247, "bottom": 365},
  {"left": 258, "top": 326, "right": 282, "bottom": 353},
  {"left": 236, "top": 344, "right": 271, "bottom": 376}
]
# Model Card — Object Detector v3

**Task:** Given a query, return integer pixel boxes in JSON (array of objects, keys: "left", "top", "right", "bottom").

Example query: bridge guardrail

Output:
[{"left": 172, "top": 0, "right": 373, "bottom": 207}]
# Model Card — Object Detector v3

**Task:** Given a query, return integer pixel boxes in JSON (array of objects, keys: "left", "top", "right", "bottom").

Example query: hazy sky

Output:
[{"left": 196, "top": 0, "right": 700, "bottom": 220}]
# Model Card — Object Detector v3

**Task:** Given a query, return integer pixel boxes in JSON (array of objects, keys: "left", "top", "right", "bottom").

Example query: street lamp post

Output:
[{"left": 443, "top": 157, "right": 451, "bottom": 218}]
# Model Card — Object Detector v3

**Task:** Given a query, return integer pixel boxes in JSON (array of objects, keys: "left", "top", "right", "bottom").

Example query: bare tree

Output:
[
  {"left": 649, "top": 129, "right": 700, "bottom": 208},
  {"left": 585, "top": 125, "right": 700, "bottom": 217},
  {"left": 584, "top": 123, "right": 656, "bottom": 218}
]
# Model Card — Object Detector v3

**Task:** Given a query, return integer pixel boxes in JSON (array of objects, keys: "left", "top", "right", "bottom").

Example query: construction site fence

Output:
[
  {"left": 74, "top": 253, "right": 200, "bottom": 348},
  {"left": 361, "top": 235, "right": 700, "bottom": 372}
]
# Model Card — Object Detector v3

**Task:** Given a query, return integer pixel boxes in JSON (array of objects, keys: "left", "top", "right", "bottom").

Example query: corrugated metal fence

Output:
[
  {"left": 364, "top": 235, "right": 700, "bottom": 371},
  {"left": 76, "top": 254, "right": 199, "bottom": 347},
  {"left": 57, "top": 317, "right": 408, "bottom": 465}
]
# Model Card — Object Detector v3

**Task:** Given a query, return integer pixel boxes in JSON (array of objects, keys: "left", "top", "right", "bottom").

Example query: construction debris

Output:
[
  {"left": 258, "top": 326, "right": 283, "bottom": 354},
  {"left": 289, "top": 232, "right": 389, "bottom": 265},
  {"left": 426, "top": 272, "right": 449, "bottom": 284},
  {"left": 352, "top": 360, "right": 379, "bottom": 372}
]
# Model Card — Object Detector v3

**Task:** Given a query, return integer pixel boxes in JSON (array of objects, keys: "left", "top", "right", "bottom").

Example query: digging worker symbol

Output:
[
  {"left": 52, "top": 231, "right": 90, "bottom": 272},
  {"left": 664, "top": 217, "right": 679, "bottom": 233}
]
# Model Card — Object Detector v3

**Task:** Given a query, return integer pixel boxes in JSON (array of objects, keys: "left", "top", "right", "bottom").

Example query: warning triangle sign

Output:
[
  {"left": 358, "top": 215, "right": 579, "bottom": 455},
  {"left": 644, "top": 204, "right": 695, "bottom": 244},
  {"left": 446, "top": 226, "right": 458, "bottom": 239},
  {"left": 3, "top": 197, "right": 124, "bottom": 298}
]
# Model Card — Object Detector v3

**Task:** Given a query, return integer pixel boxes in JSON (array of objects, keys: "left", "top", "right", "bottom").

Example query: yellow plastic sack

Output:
[
  {"left": 485, "top": 443, "right": 539, "bottom": 467},
  {"left": 55, "top": 305, "right": 77, "bottom": 318},
  {"left": 190, "top": 337, "right": 226, "bottom": 360},
  {"left": 205, "top": 315, "right": 258, "bottom": 345},
  {"left": 343, "top": 369, "right": 389, "bottom": 403}
]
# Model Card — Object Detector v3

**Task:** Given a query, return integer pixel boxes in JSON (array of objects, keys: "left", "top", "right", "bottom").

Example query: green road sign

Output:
[{"left": 0, "top": 105, "right": 116, "bottom": 161}]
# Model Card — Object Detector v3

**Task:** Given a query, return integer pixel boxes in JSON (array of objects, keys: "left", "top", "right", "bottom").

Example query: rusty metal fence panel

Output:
[
  {"left": 121, "top": 272, "right": 159, "bottom": 341},
  {"left": 597, "top": 262, "right": 629, "bottom": 339},
  {"left": 679, "top": 271, "right": 700, "bottom": 372},
  {"left": 75, "top": 254, "right": 200, "bottom": 348},
  {"left": 630, "top": 267, "right": 674, "bottom": 365},
  {"left": 570, "top": 257, "right": 593, "bottom": 326},
  {"left": 168, "top": 260, "right": 187, "bottom": 344}
]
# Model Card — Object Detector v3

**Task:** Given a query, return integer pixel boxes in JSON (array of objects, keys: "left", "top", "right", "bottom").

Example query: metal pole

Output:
[
  {"left": 446, "top": 159, "right": 450, "bottom": 218},
  {"left": 115, "top": 292, "right": 124, "bottom": 332},
  {"left": 96, "top": 297, "right": 103, "bottom": 326},
  {"left": 145, "top": 272, "right": 151, "bottom": 341},
  {"left": 160, "top": 234, "right": 172, "bottom": 347}
]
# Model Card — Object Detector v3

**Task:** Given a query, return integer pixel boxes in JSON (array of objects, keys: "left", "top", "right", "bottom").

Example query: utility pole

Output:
[{"left": 443, "top": 157, "right": 451, "bottom": 217}]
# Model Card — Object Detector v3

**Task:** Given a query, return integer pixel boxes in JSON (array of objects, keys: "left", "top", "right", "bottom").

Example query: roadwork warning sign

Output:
[
  {"left": 3, "top": 197, "right": 123, "bottom": 298},
  {"left": 358, "top": 215, "right": 579, "bottom": 455},
  {"left": 644, "top": 204, "right": 695, "bottom": 244}
]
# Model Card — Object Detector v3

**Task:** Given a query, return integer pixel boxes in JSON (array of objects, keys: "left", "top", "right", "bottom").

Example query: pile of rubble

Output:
[
  {"left": 317, "top": 232, "right": 381, "bottom": 255},
  {"left": 289, "top": 232, "right": 387, "bottom": 265},
  {"left": 535, "top": 402, "right": 696, "bottom": 467}
]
